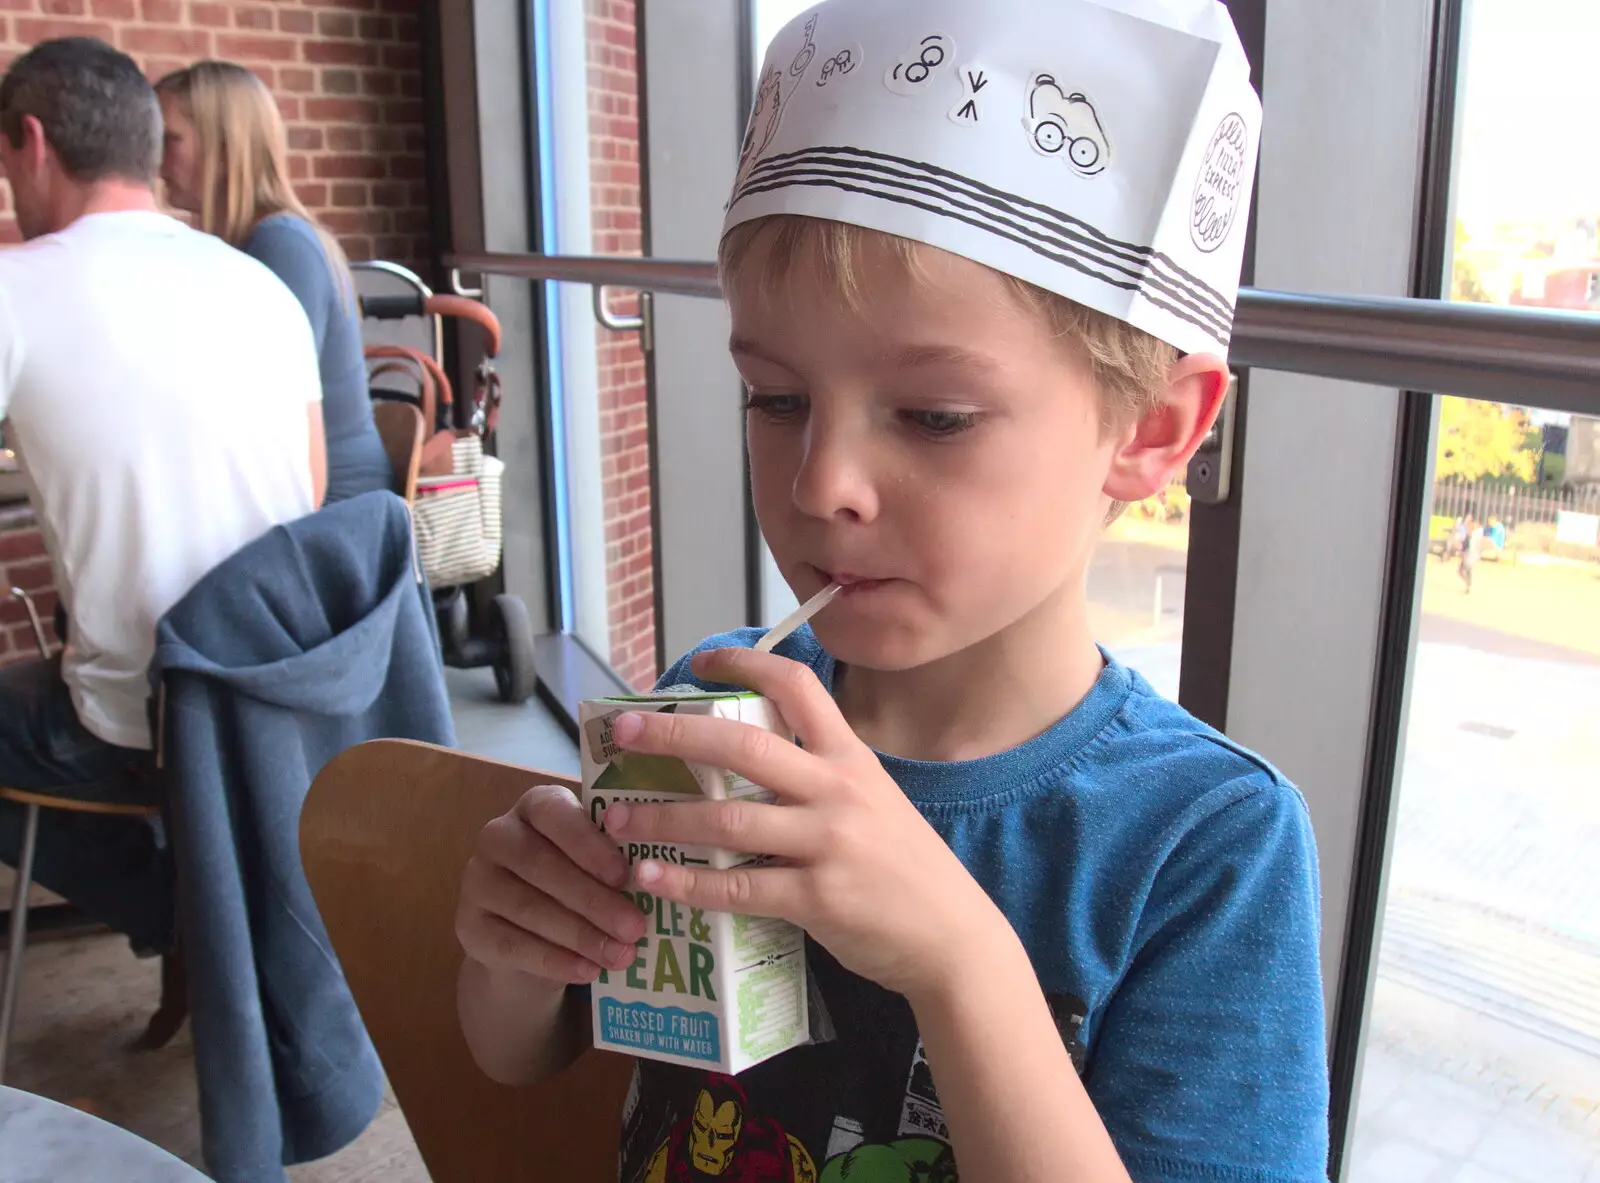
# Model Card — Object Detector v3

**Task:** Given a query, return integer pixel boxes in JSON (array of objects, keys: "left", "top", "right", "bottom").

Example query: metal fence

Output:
[{"left": 1431, "top": 479, "right": 1600, "bottom": 527}]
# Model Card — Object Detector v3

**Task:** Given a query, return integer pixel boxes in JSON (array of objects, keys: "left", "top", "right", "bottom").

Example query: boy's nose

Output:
[{"left": 790, "top": 424, "right": 880, "bottom": 524}]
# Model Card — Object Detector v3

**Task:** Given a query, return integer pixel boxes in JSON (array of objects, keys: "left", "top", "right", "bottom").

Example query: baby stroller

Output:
[{"left": 353, "top": 261, "right": 537, "bottom": 704}]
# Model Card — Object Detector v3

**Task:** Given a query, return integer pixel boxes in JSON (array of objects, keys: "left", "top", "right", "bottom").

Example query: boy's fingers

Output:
[
  {"left": 460, "top": 909, "right": 609, "bottom": 985},
  {"left": 513, "top": 783, "right": 629, "bottom": 888},
  {"left": 606, "top": 799, "right": 820, "bottom": 861},
  {"left": 612, "top": 709, "right": 829, "bottom": 804},
  {"left": 462, "top": 856, "right": 637, "bottom": 967},
  {"left": 483, "top": 828, "right": 646, "bottom": 946},
  {"left": 689, "top": 648, "right": 856, "bottom": 754},
  {"left": 634, "top": 861, "right": 806, "bottom": 922}
]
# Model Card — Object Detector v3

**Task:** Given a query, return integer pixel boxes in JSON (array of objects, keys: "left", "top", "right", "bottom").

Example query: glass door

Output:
[{"left": 1344, "top": 2, "right": 1600, "bottom": 1178}]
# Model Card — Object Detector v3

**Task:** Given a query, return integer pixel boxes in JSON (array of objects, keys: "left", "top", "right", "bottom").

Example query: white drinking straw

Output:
[{"left": 753, "top": 583, "right": 843, "bottom": 653}]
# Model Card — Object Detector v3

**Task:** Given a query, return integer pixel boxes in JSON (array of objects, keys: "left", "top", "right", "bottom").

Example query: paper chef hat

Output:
[{"left": 725, "top": 0, "right": 1260, "bottom": 357}]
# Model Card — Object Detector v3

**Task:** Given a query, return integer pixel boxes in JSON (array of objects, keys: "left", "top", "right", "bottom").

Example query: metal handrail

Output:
[
  {"left": 592, "top": 285, "right": 646, "bottom": 333},
  {"left": 1237, "top": 290, "right": 1600, "bottom": 414},
  {"left": 450, "top": 252, "right": 720, "bottom": 298},
  {"left": 446, "top": 250, "right": 1600, "bottom": 415}
]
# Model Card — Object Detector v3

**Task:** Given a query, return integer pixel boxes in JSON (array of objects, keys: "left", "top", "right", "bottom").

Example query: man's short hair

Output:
[{"left": 0, "top": 37, "right": 161, "bottom": 184}]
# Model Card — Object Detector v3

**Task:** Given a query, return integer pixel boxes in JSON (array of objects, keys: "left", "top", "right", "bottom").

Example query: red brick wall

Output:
[
  {"left": 0, "top": 520, "right": 58, "bottom": 664},
  {"left": 0, "top": 0, "right": 431, "bottom": 667},
  {"left": 0, "top": 0, "right": 431, "bottom": 268},
  {"left": 587, "top": 0, "right": 656, "bottom": 690}
]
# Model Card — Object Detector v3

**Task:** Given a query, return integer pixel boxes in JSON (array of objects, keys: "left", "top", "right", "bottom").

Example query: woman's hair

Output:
[{"left": 154, "top": 61, "right": 352, "bottom": 288}]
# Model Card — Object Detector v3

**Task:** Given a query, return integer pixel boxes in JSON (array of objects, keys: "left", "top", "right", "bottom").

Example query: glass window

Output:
[
  {"left": 1345, "top": 2, "right": 1600, "bottom": 1179},
  {"left": 1086, "top": 479, "right": 1189, "bottom": 701},
  {"left": 537, "top": 0, "right": 657, "bottom": 690},
  {"left": 749, "top": 0, "right": 824, "bottom": 628},
  {"left": 754, "top": 0, "right": 819, "bottom": 58}
]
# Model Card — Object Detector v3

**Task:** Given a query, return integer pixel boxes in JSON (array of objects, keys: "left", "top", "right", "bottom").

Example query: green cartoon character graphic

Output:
[{"left": 818, "top": 1138, "right": 957, "bottom": 1183}]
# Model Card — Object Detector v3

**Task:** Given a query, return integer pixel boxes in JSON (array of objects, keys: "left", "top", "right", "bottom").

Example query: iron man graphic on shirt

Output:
[{"left": 643, "top": 1074, "right": 817, "bottom": 1183}]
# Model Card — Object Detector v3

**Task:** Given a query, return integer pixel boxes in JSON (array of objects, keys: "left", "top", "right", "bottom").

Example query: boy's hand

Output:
[
  {"left": 602, "top": 648, "right": 1018, "bottom": 1005},
  {"left": 456, "top": 784, "right": 647, "bottom": 986}
]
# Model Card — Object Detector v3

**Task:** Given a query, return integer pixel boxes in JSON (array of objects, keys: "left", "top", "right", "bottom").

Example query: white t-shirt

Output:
[{"left": 0, "top": 211, "right": 321, "bottom": 749}]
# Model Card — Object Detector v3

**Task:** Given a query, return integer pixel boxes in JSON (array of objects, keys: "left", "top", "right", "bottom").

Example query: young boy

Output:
[{"left": 455, "top": 2, "right": 1329, "bottom": 1180}]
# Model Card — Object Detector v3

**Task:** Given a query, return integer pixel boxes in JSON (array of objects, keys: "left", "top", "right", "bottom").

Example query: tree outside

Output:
[
  {"left": 1451, "top": 222, "right": 1493, "bottom": 304},
  {"left": 1435, "top": 397, "right": 1539, "bottom": 484}
]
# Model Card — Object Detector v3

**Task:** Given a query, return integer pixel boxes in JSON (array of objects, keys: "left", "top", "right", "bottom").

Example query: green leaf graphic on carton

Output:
[
  {"left": 591, "top": 754, "right": 703, "bottom": 796},
  {"left": 584, "top": 704, "right": 704, "bottom": 796}
]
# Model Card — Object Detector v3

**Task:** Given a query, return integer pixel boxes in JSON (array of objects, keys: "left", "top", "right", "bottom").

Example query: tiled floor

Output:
[
  {"left": 4, "top": 934, "right": 430, "bottom": 1181},
  {"left": 442, "top": 665, "right": 579, "bottom": 776},
  {"left": 2, "top": 666, "right": 576, "bottom": 1180}
]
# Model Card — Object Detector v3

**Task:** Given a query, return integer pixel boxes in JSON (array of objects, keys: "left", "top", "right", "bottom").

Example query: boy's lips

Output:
[{"left": 813, "top": 567, "right": 893, "bottom": 595}]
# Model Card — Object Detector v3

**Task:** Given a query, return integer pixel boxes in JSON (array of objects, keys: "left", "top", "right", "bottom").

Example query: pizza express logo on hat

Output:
[{"left": 1191, "top": 112, "right": 1249, "bottom": 254}]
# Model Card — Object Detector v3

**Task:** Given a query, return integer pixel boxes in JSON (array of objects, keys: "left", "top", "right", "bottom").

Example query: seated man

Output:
[{"left": 0, "top": 37, "right": 326, "bottom": 953}]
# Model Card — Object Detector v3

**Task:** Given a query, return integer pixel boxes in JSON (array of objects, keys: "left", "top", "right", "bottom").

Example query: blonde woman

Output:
[{"left": 156, "top": 61, "right": 390, "bottom": 504}]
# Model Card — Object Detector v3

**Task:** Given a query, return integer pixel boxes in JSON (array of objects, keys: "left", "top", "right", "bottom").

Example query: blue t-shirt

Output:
[
  {"left": 243, "top": 214, "right": 392, "bottom": 503},
  {"left": 617, "top": 627, "right": 1329, "bottom": 1183}
]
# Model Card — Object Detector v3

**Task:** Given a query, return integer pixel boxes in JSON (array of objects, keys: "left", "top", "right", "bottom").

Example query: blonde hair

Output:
[
  {"left": 719, "top": 215, "right": 1179, "bottom": 521},
  {"left": 155, "top": 61, "right": 352, "bottom": 292}
]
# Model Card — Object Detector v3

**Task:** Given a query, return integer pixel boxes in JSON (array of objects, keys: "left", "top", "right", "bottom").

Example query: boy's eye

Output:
[
  {"left": 902, "top": 409, "right": 980, "bottom": 437},
  {"left": 741, "top": 390, "right": 808, "bottom": 422}
]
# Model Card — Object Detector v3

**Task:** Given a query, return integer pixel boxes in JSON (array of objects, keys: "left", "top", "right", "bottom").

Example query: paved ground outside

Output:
[{"left": 1088, "top": 523, "right": 1600, "bottom": 1182}]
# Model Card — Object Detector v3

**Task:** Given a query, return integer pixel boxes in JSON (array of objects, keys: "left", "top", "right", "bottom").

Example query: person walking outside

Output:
[{"left": 1458, "top": 514, "right": 1484, "bottom": 593}]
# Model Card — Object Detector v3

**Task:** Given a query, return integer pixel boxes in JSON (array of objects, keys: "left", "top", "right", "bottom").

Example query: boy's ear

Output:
[{"left": 1102, "top": 354, "right": 1231, "bottom": 505}]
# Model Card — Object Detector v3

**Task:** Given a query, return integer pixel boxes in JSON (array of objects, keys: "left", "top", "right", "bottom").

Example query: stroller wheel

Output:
[
  {"left": 440, "top": 588, "right": 471, "bottom": 652},
  {"left": 490, "top": 593, "right": 538, "bottom": 704}
]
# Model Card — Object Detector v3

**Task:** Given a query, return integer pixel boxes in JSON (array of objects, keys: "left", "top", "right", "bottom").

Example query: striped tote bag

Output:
[{"left": 412, "top": 435, "right": 505, "bottom": 589}]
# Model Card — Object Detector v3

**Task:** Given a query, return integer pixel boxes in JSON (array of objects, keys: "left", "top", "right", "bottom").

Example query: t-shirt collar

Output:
[{"left": 793, "top": 628, "right": 1134, "bottom": 808}]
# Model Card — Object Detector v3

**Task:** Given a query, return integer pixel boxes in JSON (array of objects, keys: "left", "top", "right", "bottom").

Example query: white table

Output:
[{"left": 0, "top": 1086, "right": 208, "bottom": 1182}]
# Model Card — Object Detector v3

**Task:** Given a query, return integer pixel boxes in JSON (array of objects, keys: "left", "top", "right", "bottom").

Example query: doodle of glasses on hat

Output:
[
  {"left": 453, "top": 4, "right": 1329, "bottom": 1181},
  {"left": 1024, "top": 73, "right": 1111, "bottom": 176}
]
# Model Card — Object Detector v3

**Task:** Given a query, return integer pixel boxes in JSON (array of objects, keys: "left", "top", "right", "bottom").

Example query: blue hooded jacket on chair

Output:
[{"left": 153, "top": 490, "right": 455, "bottom": 1183}]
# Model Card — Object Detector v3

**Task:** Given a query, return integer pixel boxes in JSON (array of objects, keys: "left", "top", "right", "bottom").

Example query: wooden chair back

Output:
[
  {"left": 371, "top": 401, "right": 425, "bottom": 504},
  {"left": 300, "top": 740, "right": 631, "bottom": 1182}
]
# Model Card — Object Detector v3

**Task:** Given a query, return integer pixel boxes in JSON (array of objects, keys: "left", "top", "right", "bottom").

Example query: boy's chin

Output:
[{"left": 807, "top": 616, "right": 943, "bottom": 673}]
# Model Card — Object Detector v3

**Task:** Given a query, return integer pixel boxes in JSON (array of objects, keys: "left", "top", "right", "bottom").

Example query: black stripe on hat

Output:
[
  {"left": 733, "top": 146, "right": 1235, "bottom": 346},
  {"left": 742, "top": 145, "right": 1237, "bottom": 326},
  {"left": 737, "top": 149, "right": 1233, "bottom": 341}
]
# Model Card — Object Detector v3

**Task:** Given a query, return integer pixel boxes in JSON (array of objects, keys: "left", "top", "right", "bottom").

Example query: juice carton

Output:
[{"left": 579, "top": 690, "right": 810, "bottom": 1074}]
